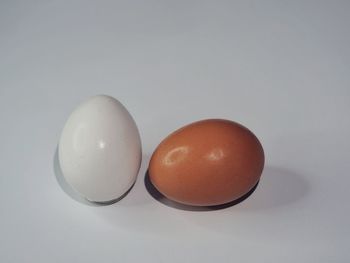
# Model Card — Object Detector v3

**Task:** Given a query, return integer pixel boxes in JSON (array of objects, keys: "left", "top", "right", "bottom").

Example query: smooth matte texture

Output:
[
  {"left": 59, "top": 95, "right": 142, "bottom": 202},
  {"left": 149, "top": 119, "right": 264, "bottom": 206},
  {"left": 0, "top": 1, "right": 349, "bottom": 262}
]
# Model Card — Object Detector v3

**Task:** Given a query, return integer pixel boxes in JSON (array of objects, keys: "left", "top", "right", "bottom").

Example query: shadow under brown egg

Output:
[{"left": 144, "top": 170, "right": 259, "bottom": 211}]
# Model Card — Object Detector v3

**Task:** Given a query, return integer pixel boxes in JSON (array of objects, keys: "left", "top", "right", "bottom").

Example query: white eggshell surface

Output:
[{"left": 58, "top": 95, "right": 142, "bottom": 202}]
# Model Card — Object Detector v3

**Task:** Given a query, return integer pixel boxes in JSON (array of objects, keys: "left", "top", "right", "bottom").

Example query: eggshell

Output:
[
  {"left": 149, "top": 119, "right": 264, "bottom": 206},
  {"left": 58, "top": 95, "right": 142, "bottom": 202}
]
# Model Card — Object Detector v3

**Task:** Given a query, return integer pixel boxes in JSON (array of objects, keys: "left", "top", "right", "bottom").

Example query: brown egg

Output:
[{"left": 148, "top": 119, "right": 265, "bottom": 206}]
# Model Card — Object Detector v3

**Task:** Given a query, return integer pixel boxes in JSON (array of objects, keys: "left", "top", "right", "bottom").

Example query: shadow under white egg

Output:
[{"left": 53, "top": 146, "right": 133, "bottom": 206}]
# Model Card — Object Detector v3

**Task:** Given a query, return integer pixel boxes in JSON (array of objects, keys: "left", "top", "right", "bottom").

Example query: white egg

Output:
[{"left": 58, "top": 95, "right": 142, "bottom": 202}]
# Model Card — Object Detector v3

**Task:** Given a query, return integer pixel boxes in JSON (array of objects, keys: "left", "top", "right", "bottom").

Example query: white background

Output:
[{"left": 1, "top": 1, "right": 349, "bottom": 262}]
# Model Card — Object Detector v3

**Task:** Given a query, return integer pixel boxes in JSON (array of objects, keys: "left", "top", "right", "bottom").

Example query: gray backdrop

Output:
[{"left": 1, "top": 1, "right": 349, "bottom": 262}]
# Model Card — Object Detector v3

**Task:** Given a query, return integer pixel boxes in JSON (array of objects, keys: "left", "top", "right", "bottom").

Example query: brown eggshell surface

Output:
[{"left": 149, "top": 119, "right": 265, "bottom": 206}]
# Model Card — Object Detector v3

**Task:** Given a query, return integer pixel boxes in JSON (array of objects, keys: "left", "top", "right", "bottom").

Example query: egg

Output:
[
  {"left": 149, "top": 119, "right": 264, "bottom": 206},
  {"left": 58, "top": 95, "right": 142, "bottom": 203}
]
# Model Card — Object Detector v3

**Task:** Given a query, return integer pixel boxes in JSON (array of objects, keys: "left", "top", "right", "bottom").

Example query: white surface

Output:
[
  {"left": 59, "top": 95, "right": 142, "bottom": 202},
  {"left": 0, "top": 1, "right": 349, "bottom": 262}
]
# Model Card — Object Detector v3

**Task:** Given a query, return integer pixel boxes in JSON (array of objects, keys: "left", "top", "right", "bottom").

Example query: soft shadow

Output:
[
  {"left": 241, "top": 166, "right": 310, "bottom": 210},
  {"left": 53, "top": 146, "right": 132, "bottom": 206},
  {"left": 144, "top": 166, "right": 309, "bottom": 211},
  {"left": 144, "top": 171, "right": 258, "bottom": 211},
  {"left": 115, "top": 153, "right": 153, "bottom": 207}
]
